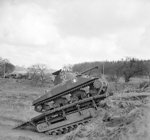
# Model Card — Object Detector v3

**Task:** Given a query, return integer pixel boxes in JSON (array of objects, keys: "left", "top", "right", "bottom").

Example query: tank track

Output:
[
  {"left": 44, "top": 118, "right": 92, "bottom": 135},
  {"left": 15, "top": 117, "right": 92, "bottom": 136}
]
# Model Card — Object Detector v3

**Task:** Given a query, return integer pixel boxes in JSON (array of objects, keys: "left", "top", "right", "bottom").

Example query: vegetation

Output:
[
  {"left": 0, "top": 57, "right": 15, "bottom": 77},
  {"left": 27, "top": 64, "right": 53, "bottom": 86},
  {"left": 64, "top": 93, "right": 150, "bottom": 140},
  {"left": 72, "top": 58, "right": 150, "bottom": 82},
  {"left": 0, "top": 56, "right": 150, "bottom": 85}
]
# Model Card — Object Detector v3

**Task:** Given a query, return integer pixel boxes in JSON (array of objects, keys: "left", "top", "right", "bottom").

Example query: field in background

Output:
[{"left": 0, "top": 77, "right": 150, "bottom": 140}]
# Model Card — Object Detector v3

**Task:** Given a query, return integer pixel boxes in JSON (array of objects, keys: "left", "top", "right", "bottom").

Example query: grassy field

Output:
[
  {"left": 0, "top": 78, "right": 52, "bottom": 140},
  {"left": 0, "top": 78, "right": 150, "bottom": 140}
]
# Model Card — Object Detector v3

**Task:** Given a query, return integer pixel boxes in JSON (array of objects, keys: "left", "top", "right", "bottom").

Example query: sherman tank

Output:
[{"left": 15, "top": 66, "right": 109, "bottom": 135}]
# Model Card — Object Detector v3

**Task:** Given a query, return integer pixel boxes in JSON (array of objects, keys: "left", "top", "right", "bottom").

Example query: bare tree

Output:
[
  {"left": 144, "top": 62, "right": 150, "bottom": 83},
  {"left": 63, "top": 64, "right": 73, "bottom": 72},
  {"left": 0, "top": 58, "right": 15, "bottom": 78},
  {"left": 28, "top": 64, "right": 52, "bottom": 86},
  {"left": 121, "top": 58, "right": 146, "bottom": 82}
]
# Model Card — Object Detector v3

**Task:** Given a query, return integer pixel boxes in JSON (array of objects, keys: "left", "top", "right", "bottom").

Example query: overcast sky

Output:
[{"left": 0, "top": 0, "right": 150, "bottom": 69}]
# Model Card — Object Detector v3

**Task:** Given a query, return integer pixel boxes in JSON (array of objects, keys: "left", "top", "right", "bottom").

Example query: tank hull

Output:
[
  {"left": 33, "top": 77, "right": 98, "bottom": 106},
  {"left": 33, "top": 77, "right": 108, "bottom": 113}
]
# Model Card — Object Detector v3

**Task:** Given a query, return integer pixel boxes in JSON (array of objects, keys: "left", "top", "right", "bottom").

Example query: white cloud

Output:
[
  {"left": 56, "top": 0, "right": 150, "bottom": 37},
  {"left": 0, "top": 1, "right": 59, "bottom": 46}
]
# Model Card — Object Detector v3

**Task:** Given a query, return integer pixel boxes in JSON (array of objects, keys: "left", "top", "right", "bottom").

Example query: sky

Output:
[{"left": 0, "top": 0, "right": 150, "bottom": 69}]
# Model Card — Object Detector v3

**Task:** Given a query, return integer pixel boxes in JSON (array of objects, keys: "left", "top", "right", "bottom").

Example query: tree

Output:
[
  {"left": 72, "top": 58, "right": 150, "bottom": 82},
  {"left": 63, "top": 64, "right": 73, "bottom": 72},
  {"left": 0, "top": 58, "right": 15, "bottom": 77},
  {"left": 28, "top": 64, "right": 53, "bottom": 86},
  {"left": 144, "top": 61, "right": 150, "bottom": 83},
  {"left": 121, "top": 58, "right": 146, "bottom": 82}
]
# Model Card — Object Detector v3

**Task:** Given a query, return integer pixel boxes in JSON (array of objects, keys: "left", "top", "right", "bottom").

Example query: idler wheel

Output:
[
  {"left": 34, "top": 105, "right": 43, "bottom": 112},
  {"left": 93, "top": 80, "right": 102, "bottom": 89}
]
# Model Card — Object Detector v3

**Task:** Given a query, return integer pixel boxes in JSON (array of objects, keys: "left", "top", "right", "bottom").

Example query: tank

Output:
[
  {"left": 15, "top": 66, "right": 109, "bottom": 135},
  {"left": 33, "top": 66, "right": 108, "bottom": 113}
]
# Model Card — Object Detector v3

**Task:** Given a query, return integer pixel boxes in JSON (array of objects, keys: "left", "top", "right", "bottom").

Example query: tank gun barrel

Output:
[{"left": 77, "top": 66, "right": 98, "bottom": 77}]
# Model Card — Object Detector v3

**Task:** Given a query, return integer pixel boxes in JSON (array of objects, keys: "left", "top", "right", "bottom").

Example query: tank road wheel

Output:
[
  {"left": 57, "top": 130, "right": 62, "bottom": 135},
  {"left": 93, "top": 79, "right": 102, "bottom": 89},
  {"left": 53, "top": 97, "right": 68, "bottom": 108},
  {"left": 34, "top": 103, "right": 52, "bottom": 112},
  {"left": 45, "top": 131, "right": 51, "bottom": 135},
  {"left": 89, "top": 85, "right": 98, "bottom": 97},
  {"left": 71, "top": 95, "right": 78, "bottom": 103},
  {"left": 71, "top": 90, "right": 86, "bottom": 103},
  {"left": 62, "top": 128, "right": 68, "bottom": 134},
  {"left": 51, "top": 131, "right": 57, "bottom": 136},
  {"left": 68, "top": 126, "right": 74, "bottom": 132},
  {"left": 42, "top": 104, "right": 51, "bottom": 112},
  {"left": 78, "top": 122, "right": 83, "bottom": 125},
  {"left": 73, "top": 124, "right": 78, "bottom": 129}
]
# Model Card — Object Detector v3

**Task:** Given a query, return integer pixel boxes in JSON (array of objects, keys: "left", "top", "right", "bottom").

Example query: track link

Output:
[{"left": 44, "top": 118, "right": 92, "bottom": 135}]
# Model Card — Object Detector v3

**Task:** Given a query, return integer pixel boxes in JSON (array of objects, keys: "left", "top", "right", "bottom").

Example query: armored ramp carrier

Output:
[{"left": 15, "top": 66, "right": 109, "bottom": 135}]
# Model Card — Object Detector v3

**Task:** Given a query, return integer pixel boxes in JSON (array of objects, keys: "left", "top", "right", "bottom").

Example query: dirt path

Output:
[
  {"left": 0, "top": 122, "right": 52, "bottom": 140},
  {"left": 0, "top": 114, "right": 66, "bottom": 140}
]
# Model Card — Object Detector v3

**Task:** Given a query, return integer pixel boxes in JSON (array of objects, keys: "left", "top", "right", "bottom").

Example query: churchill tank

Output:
[{"left": 15, "top": 66, "right": 109, "bottom": 135}]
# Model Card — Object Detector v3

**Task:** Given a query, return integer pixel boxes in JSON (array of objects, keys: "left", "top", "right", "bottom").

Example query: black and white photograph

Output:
[{"left": 0, "top": 0, "right": 150, "bottom": 140}]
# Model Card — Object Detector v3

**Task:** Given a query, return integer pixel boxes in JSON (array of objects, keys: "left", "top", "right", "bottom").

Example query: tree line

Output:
[
  {"left": 1, "top": 57, "right": 150, "bottom": 86},
  {"left": 72, "top": 58, "right": 150, "bottom": 82}
]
